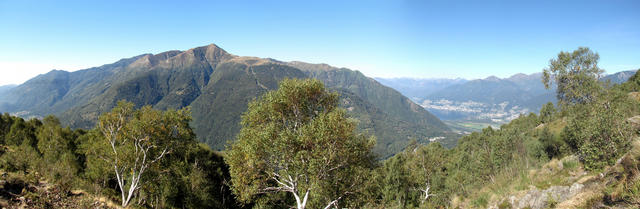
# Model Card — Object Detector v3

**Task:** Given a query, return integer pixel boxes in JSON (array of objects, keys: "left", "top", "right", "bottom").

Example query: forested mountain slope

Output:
[{"left": 0, "top": 44, "right": 453, "bottom": 158}]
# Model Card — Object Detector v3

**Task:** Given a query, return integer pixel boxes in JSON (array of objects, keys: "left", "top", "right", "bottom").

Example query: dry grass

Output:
[
  {"left": 459, "top": 156, "right": 587, "bottom": 208},
  {"left": 555, "top": 189, "right": 603, "bottom": 208}
]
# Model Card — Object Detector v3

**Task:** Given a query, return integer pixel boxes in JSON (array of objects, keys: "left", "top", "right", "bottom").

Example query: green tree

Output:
[
  {"left": 226, "top": 78, "right": 376, "bottom": 209},
  {"left": 79, "top": 129, "right": 115, "bottom": 195},
  {"left": 5, "top": 118, "right": 40, "bottom": 147},
  {"left": 539, "top": 126, "right": 566, "bottom": 159},
  {"left": 0, "top": 113, "right": 17, "bottom": 143},
  {"left": 36, "top": 115, "right": 80, "bottom": 191},
  {"left": 95, "top": 101, "right": 193, "bottom": 207},
  {"left": 539, "top": 102, "right": 556, "bottom": 123},
  {"left": 0, "top": 142, "right": 41, "bottom": 173},
  {"left": 543, "top": 47, "right": 604, "bottom": 107},
  {"left": 404, "top": 142, "right": 449, "bottom": 207},
  {"left": 380, "top": 153, "right": 412, "bottom": 207},
  {"left": 563, "top": 97, "right": 633, "bottom": 170}
]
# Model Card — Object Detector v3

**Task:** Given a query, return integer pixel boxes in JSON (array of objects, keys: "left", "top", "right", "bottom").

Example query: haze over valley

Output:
[{"left": 377, "top": 70, "right": 637, "bottom": 132}]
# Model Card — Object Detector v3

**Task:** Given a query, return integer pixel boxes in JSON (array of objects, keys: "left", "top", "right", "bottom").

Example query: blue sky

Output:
[{"left": 0, "top": 0, "right": 639, "bottom": 85}]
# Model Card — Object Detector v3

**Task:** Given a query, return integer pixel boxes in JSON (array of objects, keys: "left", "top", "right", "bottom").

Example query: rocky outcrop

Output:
[
  {"left": 628, "top": 92, "right": 640, "bottom": 102},
  {"left": 627, "top": 115, "right": 640, "bottom": 131},
  {"left": 488, "top": 156, "right": 591, "bottom": 209},
  {"left": 508, "top": 183, "right": 584, "bottom": 209}
]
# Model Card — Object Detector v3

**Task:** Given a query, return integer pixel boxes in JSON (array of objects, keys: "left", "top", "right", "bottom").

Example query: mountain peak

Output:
[
  {"left": 227, "top": 56, "right": 275, "bottom": 66},
  {"left": 508, "top": 73, "right": 528, "bottom": 80},
  {"left": 187, "top": 43, "right": 231, "bottom": 56},
  {"left": 202, "top": 44, "right": 227, "bottom": 53},
  {"left": 484, "top": 76, "right": 501, "bottom": 81},
  {"left": 287, "top": 61, "right": 337, "bottom": 72},
  {"left": 140, "top": 43, "right": 236, "bottom": 69}
]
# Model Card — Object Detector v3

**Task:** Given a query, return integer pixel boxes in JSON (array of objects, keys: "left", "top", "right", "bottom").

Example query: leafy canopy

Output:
[
  {"left": 94, "top": 101, "right": 194, "bottom": 207},
  {"left": 226, "top": 78, "right": 375, "bottom": 209},
  {"left": 543, "top": 47, "right": 604, "bottom": 107}
]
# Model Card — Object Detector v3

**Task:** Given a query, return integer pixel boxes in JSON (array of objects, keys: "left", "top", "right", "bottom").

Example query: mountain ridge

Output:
[
  {"left": 378, "top": 70, "right": 637, "bottom": 131},
  {"left": 0, "top": 43, "right": 453, "bottom": 158}
]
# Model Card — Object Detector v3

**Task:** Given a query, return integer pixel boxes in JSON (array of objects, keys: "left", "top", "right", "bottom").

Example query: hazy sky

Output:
[{"left": 0, "top": 0, "right": 639, "bottom": 85}]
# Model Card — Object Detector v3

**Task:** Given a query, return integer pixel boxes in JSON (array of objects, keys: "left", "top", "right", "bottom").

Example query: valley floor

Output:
[{"left": 444, "top": 120, "right": 503, "bottom": 134}]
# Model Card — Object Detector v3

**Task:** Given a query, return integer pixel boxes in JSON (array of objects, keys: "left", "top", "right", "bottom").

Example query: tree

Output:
[
  {"left": 539, "top": 102, "right": 556, "bottom": 123},
  {"left": 226, "top": 78, "right": 376, "bottom": 209},
  {"left": 380, "top": 152, "right": 412, "bottom": 207},
  {"left": 95, "top": 101, "right": 193, "bottom": 207},
  {"left": 0, "top": 113, "right": 17, "bottom": 143},
  {"left": 539, "top": 126, "right": 566, "bottom": 159},
  {"left": 36, "top": 115, "right": 79, "bottom": 191},
  {"left": 405, "top": 142, "right": 448, "bottom": 206},
  {"left": 543, "top": 47, "right": 604, "bottom": 107},
  {"left": 562, "top": 96, "right": 633, "bottom": 170},
  {"left": 5, "top": 118, "right": 39, "bottom": 147}
]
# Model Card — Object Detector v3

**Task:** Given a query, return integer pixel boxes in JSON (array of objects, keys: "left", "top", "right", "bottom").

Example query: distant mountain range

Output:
[
  {"left": 422, "top": 73, "right": 554, "bottom": 122},
  {"left": 602, "top": 70, "right": 639, "bottom": 84},
  {"left": 377, "top": 70, "right": 638, "bottom": 127},
  {"left": 0, "top": 44, "right": 455, "bottom": 158},
  {"left": 0, "top": 84, "right": 16, "bottom": 96},
  {"left": 374, "top": 78, "right": 467, "bottom": 101}
]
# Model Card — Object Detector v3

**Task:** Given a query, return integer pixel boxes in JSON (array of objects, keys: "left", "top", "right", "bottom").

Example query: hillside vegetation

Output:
[
  {"left": 1, "top": 48, "right": 639, "bottom": 209},
  {"left": 364, "top": 48, "right": 640, "bottom": 208}
]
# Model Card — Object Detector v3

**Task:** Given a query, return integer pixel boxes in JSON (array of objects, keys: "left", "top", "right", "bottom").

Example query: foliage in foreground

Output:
[
  {"left": 365, "top": 49, "right": 639, "bottom": 208},
  {"left": 0, "top": 105, "right": 244, "bottom": 208},
  {"left": 226, "top": 78, "right": 376, "bottom": 209},
  {"left": 0, "top": 48, "right": 638, "bottom": 209}
]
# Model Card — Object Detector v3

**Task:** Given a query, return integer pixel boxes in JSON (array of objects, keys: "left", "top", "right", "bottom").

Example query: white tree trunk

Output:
[
  {"left": 269, "top": 173, "right": 310, "bottom": 209},
  {"left": 323, "top": 198, "right": 340, "bottom": 209},
  {"left": 419, "top": 184, "right": 432, "bottom": 204},
  {"left": 293, "top": 192, "right": 303, "bottom": 209}
]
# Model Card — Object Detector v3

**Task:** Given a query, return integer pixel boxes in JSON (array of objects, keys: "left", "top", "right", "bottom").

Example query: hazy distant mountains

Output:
[
  {"left": 0, "top": 44, "right": 454, "bottom": 158},
  {"left": 602, "top": 70, "right": 638, "bottom": 84},
  {"left": 422, "top": 73, "right": 554, "bottom": 122},
  {"left": 377, "top": 70, "right": 637, "bottom": 124},
  {"left": 374, "top": 78, "right": 468, "bottom": 101},
  {"left": 0, "top": 84, "right": 16, "bottom": 96}
]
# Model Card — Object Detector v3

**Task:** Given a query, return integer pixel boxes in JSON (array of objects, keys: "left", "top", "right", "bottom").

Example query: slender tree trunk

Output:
[
  {"left": 114, "top": 166, "right": 127, "bottom": 207},
  {"left": 293, "top": 192, "right": 303, "bottom": 209},
  {"left": 323, "top": 198, "right": 340, "bottom": 209},
  {"left": 420, "top": 184, "right": 432, "bottom": 204}
]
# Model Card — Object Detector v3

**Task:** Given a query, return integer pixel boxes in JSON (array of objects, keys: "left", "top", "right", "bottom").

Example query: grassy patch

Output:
[
  {"left": 562, "top": 158, "right": 578, "bottom": 170},
  {"left": 498, "top": 199, "right": 512, "bottom": 209},
  {"left": 471, "top": 192, "right": 489, "bottom": 208},
  {"left": 460, "top": 155, "right": 586, "bottom": 208}
]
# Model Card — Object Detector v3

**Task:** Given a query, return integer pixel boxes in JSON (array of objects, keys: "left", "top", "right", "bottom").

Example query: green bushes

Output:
[
  {"left": 0, "top": 109, "right": 245, "bottom": 208},
  {"left": 365, "top": 68, "right": 640, "bottom": 208},
  {"left": 562, "top": 94, "right": 635, "bottom": 170},
  {"left": 366, "top": 112, "right": 550, "bottom": 208},
  {"left": 0, "top": 143, "right": 41, "bottom": 173},
  {"left": 539, "top": 127, "right": 567, "bottom": 159}
]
